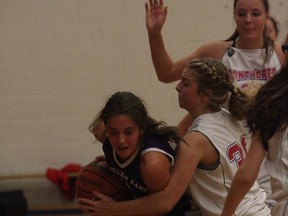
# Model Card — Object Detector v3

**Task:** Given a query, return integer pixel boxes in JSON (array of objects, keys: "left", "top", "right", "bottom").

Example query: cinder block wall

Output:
[{"left": 1, "top": 0, "right": 287, "bottom": 176}]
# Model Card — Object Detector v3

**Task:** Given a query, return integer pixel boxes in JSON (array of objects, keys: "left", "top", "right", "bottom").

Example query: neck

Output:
[
  {"left": 237, "top": 37, "right": 264, "bottom": 49},
  {"left": 189, "top": 106, "right": 221, "bottom": 122}
]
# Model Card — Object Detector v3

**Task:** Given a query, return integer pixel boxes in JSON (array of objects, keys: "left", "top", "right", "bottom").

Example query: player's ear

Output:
[{"left": 200, "top": 89, "right": 213, "bottom": 103}]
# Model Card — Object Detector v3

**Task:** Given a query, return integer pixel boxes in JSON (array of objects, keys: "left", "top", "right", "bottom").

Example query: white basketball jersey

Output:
[
  {"left": 221, "top": 45, "right": 281, "bottom": 99},
  {"left": 221, "top": 44, "right": 281, "bottom": 207},
  {"left": 266, "top": 126, "right": 288, "bottom": 216},
  {"left": 187, "top": 109, "right": 270, "bottom": 216}
]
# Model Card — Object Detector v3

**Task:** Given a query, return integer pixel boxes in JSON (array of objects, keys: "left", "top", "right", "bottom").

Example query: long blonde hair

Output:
[{"left": 187, "top": 57, "right": 251, "bottom": 120}]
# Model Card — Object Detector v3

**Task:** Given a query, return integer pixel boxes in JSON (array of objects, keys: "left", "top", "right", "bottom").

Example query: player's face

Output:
[
  {"left": 176, "top": 68, "right": 205, "bottom": 115},
  {"left": 266, "top": 19, "right": 277, "bottom": 41},
  {"left": 234, "top": 0, "right": 268, "bottom": 40},
  {"left": 106, "top": 115, "right": 143, "bottom": 162}
]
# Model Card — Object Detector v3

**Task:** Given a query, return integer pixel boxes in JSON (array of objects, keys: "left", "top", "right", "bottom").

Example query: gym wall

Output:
[{"left": 0, "top": 0, "right": 287, "bottom": 177}]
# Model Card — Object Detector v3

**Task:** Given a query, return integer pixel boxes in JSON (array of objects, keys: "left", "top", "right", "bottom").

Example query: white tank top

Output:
[
  {"left": 187, "top": 109, "right": 270, "bottom": 216},
  {"left": 222, "top": 41, "right": 281, "bottom": 207},
  {"left": 221, "top": 44, "right": 281, "bottom": 98},
  {"left": 266, "top": 126, "right": 288, "bottom": 212}
]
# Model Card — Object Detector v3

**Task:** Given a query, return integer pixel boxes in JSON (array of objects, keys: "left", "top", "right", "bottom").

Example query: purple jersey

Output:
[{"left": 103, "top": 136, "right": 176, "bottom": 198}]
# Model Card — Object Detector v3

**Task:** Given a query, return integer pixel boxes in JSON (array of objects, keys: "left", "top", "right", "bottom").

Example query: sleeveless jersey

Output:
[
  {"left": 187, "top": 109, "right": 270, "bottom": 216},
  {"left": 266, "top": 126, "right": 288, "bottom": 216},
  {"left": 221, "top": 42, "right": 281, "bottom": 207},
  {"left": 102, "top": 136, "right": 176, "bottom": 198},
  {"left": 221, "top": 43, "right": 281, "bottom": 99}
]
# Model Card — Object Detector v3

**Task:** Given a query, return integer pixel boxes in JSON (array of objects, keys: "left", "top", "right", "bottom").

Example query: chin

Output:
[
  {"left": 179, "top": 105, "right": 186, "bottom": 111},
  {"left": 243, "top": 33, "right": 258, "bottom": 39}
]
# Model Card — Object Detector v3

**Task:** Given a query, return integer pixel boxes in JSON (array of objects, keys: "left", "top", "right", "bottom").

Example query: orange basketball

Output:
[{"left": 76, "top": 160, "right": 133, "bottom": 201}]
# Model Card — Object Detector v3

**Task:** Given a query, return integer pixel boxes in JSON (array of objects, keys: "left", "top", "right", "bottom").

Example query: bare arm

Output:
[
  {"left": 145, "top": 0, "right": 181, "bottom": 83},
  {"left": 78, "top": 132, "right": 218, "bottom": 215},
  {"left": 140, "top": 151, "right": 171, "bottom": 192},
  {"left": 221, "top": 130, "right": 266, "bottom": 216},
  {"left": 177, "top": 113, "right": 192, "bottom": 136},
  {"left": 145, "top": 0, "right": 228, "bottom": 83}
]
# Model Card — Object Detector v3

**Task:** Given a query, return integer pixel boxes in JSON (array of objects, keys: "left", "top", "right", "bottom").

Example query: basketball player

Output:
[
  {"left": 85, "top": 91, "right": 191, "bottom": 215},
  {"left": 78, "top": 57, "right": 270, "bottom": 216},
  {"left": 145, "top": 0, "right": 287, "bottom": 208},
  {"left": 221, "top": 37, "right": 288, "bottom": 216}
]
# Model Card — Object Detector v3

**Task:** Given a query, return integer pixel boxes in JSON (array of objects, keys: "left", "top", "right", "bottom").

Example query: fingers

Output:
[
  {"left": 159, "top": 0, "right": 164, "bottom": 10},
  {"left": 78, "top": 198, "right": 95, "bottom": 206},
  {"left": 163, "top": 5, "right": 168, "bottom": 16},
  {"left": 78, "top": 202, "right": 96, "bottom": 215},
  {"left": 146, "top": 0, "right": 162, "bottom": 12},
  {"left": 92, "top": 121, "right": 106, "bottom": 143},
  {"left": 78, "top": 195, "right": 112, "bottom": 216},
  {"left": 145, "top": 2, "right": 149, "bottom": 12},
  {"left": 92, "top": 191, "right": 114, "bottom": 202},
  {"left": 153, "top": 0, "right": 159, "bottom": 9},
  {"left": 95, "top": 155, "right": 106, "bottom": 162}
]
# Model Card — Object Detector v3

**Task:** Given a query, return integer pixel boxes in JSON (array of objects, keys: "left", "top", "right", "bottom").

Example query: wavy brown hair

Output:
[
  {"left": 89, "top": 91, "right": 183, "bottom": 144},
  {"left": 247, "top": 64, "right": 288, "bottom": 150}
]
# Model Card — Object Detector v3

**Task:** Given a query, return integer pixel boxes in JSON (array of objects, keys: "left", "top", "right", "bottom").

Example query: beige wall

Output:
[{"left": 1, "top": 0, "right": 287, "bottom": 176}]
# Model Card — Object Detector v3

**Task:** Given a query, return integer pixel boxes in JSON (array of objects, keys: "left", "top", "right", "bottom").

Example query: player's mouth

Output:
[
  {"left": 117, "top": 146, "right": 131, "bottom": 156},
  {"left": 117, "top": 146, "right": 129, "bottom": 151},
  {"left": 243, "top": 28, "right": 255, "bottom": 33}
]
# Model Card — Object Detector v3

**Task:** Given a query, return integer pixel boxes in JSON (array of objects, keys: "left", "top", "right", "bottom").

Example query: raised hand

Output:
[{"left": 145, "top": 0, "right": 168, "bottom": 33}]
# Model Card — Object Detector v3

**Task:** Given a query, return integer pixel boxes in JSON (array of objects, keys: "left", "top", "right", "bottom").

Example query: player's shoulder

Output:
[
  {"left": 142, "top": 136, "right": 168, "bottom": 147},
  {"left": 196, "top": 41, "right": 231, "bottom": 59},
  {"left": 142, "top": 135, "right": 176, "bottom": 153}
]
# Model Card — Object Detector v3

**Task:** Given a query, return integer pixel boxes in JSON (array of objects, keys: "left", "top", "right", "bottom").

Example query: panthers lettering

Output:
[{"left": 229, "top": 67, "right": 277, "bottom": 82}]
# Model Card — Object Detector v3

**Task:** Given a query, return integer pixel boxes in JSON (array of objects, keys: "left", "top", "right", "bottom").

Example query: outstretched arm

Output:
[
  {"left": 78, "top": 132, "right": 213, "bottom": 215},
  {"left": 145, "top": 0, "right": 229, "bottom": 83},
  {"left": 145, "top": 0, "right": 190, "bottom": 83},
  {"left": 221, "top": 130, "right": 266, "bottom": 216}
]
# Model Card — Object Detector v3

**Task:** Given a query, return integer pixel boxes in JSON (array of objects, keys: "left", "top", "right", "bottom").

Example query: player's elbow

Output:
[
  {"left": 156, "top": 68, "right": 178, "bottom": 83},
  {"left": 157, "top": 75, "right": 173, "bottom": 83}
]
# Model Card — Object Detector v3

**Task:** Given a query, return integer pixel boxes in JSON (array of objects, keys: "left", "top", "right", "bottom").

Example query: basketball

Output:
[{"left": 75, "top": 160, "right": 133, "bottom": 201}]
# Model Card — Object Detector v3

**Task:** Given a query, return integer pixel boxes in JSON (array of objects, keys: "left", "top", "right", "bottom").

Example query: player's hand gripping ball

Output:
[{"left": 76, "top": 160, "right": 133, "bottom": 201}]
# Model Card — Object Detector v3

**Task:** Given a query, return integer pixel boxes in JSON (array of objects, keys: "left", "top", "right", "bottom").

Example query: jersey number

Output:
[{"left": 226, "top": 135, "right": 247, "bottom": 168}]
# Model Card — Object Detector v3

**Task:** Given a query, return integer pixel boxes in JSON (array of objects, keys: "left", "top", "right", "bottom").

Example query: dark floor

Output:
[{"left": 1, "top": 177, "right": 83, "bottom": 216}]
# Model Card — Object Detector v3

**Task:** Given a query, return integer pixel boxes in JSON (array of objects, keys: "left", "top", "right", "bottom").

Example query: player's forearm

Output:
[
  {"left": 148, "top": 31, "right": 176, "bottom": 83},
  {"left": 221, "top": 169, "right": 256, "bottom": 215},
  {"left": 110, "top": 193, "right": 173, "bottom": 215}
]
